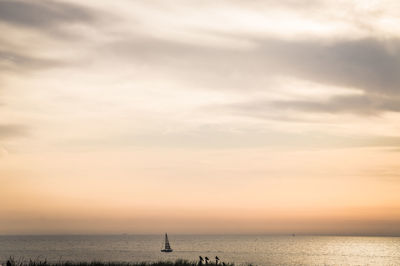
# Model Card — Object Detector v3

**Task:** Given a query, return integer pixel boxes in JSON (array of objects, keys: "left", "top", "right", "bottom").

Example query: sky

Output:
[{"left": 1, "top": 0, "right": 400, "bottom": 235}]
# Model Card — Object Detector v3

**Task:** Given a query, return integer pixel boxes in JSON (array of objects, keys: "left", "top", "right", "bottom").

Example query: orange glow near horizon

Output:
[{"left": 1, "top": 147, "right": 400, "bottom": 235}]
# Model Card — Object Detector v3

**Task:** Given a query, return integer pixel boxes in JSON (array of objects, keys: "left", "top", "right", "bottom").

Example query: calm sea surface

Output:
[{"left": 1, "top": 235, "right": 400, "bottom": 265}]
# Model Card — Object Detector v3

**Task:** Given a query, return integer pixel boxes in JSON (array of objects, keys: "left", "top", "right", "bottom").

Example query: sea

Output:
[{"left": 1, "top": 235, "right": 400, "bottom": 265}]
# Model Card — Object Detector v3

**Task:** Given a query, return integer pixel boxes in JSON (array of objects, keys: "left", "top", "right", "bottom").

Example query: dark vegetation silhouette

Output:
[{"left": 5, "top": 257, "right": 252, "bottom": 266}]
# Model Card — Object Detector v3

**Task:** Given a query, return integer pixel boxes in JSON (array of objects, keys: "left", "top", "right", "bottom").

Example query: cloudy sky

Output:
[{"left": 1, "top": 0, "right": 400, "bottom": 235}]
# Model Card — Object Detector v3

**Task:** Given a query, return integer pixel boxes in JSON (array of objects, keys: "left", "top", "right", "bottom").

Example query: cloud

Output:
[
  {"left": 0, "top": 124, "right": 28, "bottom": 139},
  {"left": 106, "top": 35, "right": 400, "bottom": 93},
  {"left": 0, "top": 1, "right": 101, "bottom": 80},
  {"left": 57, "top": 124, "right": 400, "bottom": 150},
  {"left": 0, "top": 50, "right": 63, "bottom": 73},
  {"left": 0, "top": 0, "right": 95, "bottom": 29},
  {"left": 104, "top": 35, "right": 400, "bottom": 115},
  {"left": 254, "top": 37, "right": 400, "bottom": 96},
  {"left": 235, "top": 94, "right": 400, "bottom": 116}
]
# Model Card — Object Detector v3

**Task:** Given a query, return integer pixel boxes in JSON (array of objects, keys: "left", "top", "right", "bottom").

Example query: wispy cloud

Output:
[
  {"left": 0, "top": 124, "right": 28, "bottom": 139},
  {"left": 0, "top": 0, "right": 102, "bottom": 82},
  {"left": 0, "top": 50, "right": 63, "bottom": 73},
  {"left": 104, "top": 35, "right": 400, "bottom": 93},
  {"left": 231, "top": 94, "right": 400, "bottom": 117},
  {"left": 0, "top": 0, "right": 95, "bottom": 30}
]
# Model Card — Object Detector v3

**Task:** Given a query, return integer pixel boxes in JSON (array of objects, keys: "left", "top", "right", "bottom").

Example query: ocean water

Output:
[{"left": 1, "top": 235, "right": 400, "bottom": 265}]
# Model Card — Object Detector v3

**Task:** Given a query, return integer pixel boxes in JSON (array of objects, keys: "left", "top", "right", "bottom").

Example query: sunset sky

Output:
[{"left": 1, "top": 0, "right": 400, "bottom": 235}]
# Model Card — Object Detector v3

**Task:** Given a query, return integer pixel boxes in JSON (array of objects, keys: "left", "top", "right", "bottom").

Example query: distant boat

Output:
[{"left": 161, "top": 233, "right": 173, "bottom": 252}]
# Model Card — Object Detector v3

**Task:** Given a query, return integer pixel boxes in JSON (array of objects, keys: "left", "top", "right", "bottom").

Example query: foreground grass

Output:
[{"left": 4, "top": 258, "right": 246, "bottom": 266}]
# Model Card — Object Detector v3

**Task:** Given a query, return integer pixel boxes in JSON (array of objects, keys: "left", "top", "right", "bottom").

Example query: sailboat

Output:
[{"left": 161, "top": 233, "right": 173, "bottom": 252}]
